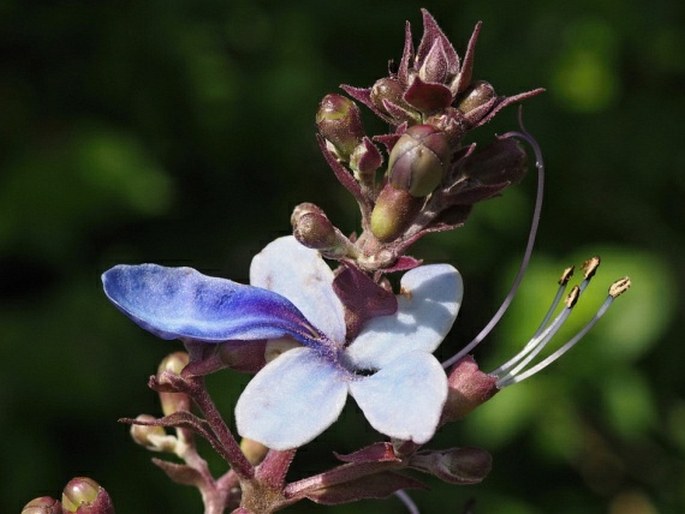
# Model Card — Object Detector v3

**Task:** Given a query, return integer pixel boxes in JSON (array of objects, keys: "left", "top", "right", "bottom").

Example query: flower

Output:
[{"left": 102, "top": 236, "right": 462, "bottom": 450}]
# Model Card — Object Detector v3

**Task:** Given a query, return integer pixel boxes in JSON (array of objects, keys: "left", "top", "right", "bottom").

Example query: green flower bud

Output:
[
  {"left": 22, "top": 497, "right": 62, "bottom": 514},
  {"left": 316, "top": 94, "right": 364, "bottom": 159},
  {"left": 370, "top": 77, "right": 405, "bottom": 115},
  {"left": 457, "top": 80, "right": 496, "bottom": 115},
  {"left": 130, "top": 414, "right": 178, "bottom": 452},
  {"left": 387, "top": 124, "right": 450, "bottom": 197},
  {"left": 157, "top": 352, "right": 191, "bottom": 416},
  {"left": 61, "top": 478, "right": 114, "bottom": 514},
  {"left": 240, "top": 437, "right": 269, "bottom": 466},
  {"left": 370, "top": 184, "right": 422, "bottom": 242}
]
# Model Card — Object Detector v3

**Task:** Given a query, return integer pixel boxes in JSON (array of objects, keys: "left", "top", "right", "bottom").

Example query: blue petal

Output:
[
  {"left": 250, "top": 236, "right": 346, "bottom": 344},
  {"left": 102, "top": 264, "right": 324, "bottom": 346},
  {"left": 346, "top": 264, "right": 463, "bottom": 369},
  {"left": 235, "top": 347, "right": 349, "bottom": 450},
  {"left": 349, "top": 351, "right": 447, "bottom": 444}
]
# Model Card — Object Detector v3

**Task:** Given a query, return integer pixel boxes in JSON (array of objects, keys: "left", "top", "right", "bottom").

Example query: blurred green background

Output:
[{"left": 1, "top": 0, "right": 682, "bottom": 512}]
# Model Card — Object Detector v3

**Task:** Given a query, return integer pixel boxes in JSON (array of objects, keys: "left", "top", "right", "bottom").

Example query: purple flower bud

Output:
[
  {"left": 315, "top": 94, "right": 365, "bottom": 159},
  {"left": 370, "top": 77, "right": 405, "bottom": 115},
  {"left": 455, "top": 137, "right": 527, "bottom": 193},
  {"left": 418, "top": 38, "right": 450, "bottom": 84},
  {"left": 22, "top": 497, "right": 63, "bottom": 514},
  {"left": 61, "top": 478, "right": 114, "bottom": 514},
  {"left": 349, "top": 137, "right": 383, "bottom": 179},
  {"left": 457, "top": 80, "right": 496, "bottom": 116},
  {"left": 410, "top": 447, "right": 492, "bottom": 485},
  {"left": 157, "top": 352, "right": 191, "bottom": 416},
  {"left": 370, "top": 183, "right": 422, "bottom": 242},
  {"left": 442, "top": 356, "right": 498, "bottom": 422},
  {"left": 291, "top": 202, "right": 338, "bottom": 250},
  {"left": 387, "top": 124, "right": 450, "bottom": 197}
]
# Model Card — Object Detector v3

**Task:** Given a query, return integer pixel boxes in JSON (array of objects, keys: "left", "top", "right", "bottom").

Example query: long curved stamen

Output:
[
  {"left": 490, "top": 265, "right": 575, "bottom": 377},
  {"left": 491, "top": 257, "right": 600, "bottom": 376},
  {"left": 497, "top": 276, "right": 631, "bottom": 387},
  {"left": 494, "top": 285, "right": 580, "bottom": 385},
  {"left": 395, "top": 489, "right": 420, "bottom": 514},
  {"left": 442, "top": 109, "right": 544, "bottom": 369}
]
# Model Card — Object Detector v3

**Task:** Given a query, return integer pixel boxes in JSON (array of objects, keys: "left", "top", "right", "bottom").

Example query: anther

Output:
[
  {"left": 496, "top": 273, "right": 632, "bottom": 388},
  {"left": 559, "top": 265, "right": 575, "bottom": 285},
  {"left": 609, "top": 277, "right": 631, "bottom": 298},
  {"left": 564, "top": 285, "right": 581, "bottom": 308},
  {"left": 581, "top": 256, "right": 601, "bottom": 280}
]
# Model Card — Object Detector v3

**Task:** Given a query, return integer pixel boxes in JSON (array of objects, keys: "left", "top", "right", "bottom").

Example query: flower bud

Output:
[
  {"left": 442, "top": 356, "right": 498, "bottom": 422},
  {"left": 291, "top": 203, "right": 337, "bottom": 250},
  {"left": 130, "top": 414, "right": 178, "bottom": 452},
  {"left": 457, "top": 137, "right": 527, "bottom": 188},
  {"left": 370, "top": 77, "right": 405, "bottom": 115},
  {"left": 240, "top": 437, "right": 269, "bottom": 465},
  {"left": 157, "top": 352, "right": 191, "bottom": 416},
  {"left": 22, "top": 497, "right": 63, "bottom": 514},
  {"left": 349, "top": 138, "right": 382, "bottom": 180},
  {"left": 61, "top": 478, "right": 114, "bottom": 514},
  {"left": 457, "top": 80, "right": 496, "bottom": 116},
  {"left": 387, "top": 124, "right": 450, "bottom": 197},
  {"left": 370, "top": 183, "right": 422, "bottom": 242},
  {"left": 410, "top": 447, "right": 492, "bottom": 485},
  {"left": 315, "top": 94, "right": 364, "bottom": 159}
]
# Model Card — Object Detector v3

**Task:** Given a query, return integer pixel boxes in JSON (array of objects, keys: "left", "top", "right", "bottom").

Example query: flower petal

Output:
[
  {"left": 346, "top": 264, "right": 462, "bottom": 369},
  {"left": 235, "top": 347, "right": 349, "bottom": 450},
  {"left": 349, "top": 351, "right": 447, "bottom": 444},
  {"left": 102, "top": 264, "right": 322, "bottom": 345},
  {"left": 250, "top": 236, "right": 346, "bottom": 344}
]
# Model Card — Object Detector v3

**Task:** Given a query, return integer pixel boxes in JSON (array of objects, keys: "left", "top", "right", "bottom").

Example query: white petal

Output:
[
  {"left": 235, "top": 347, "right": 349, "bottom": 450},
  {"left": 349, "top": 351, "right": 448, "bottom": 444},
  {"left": 250, "top": 236, "right": 346, "bottom": 343},
  {"left": 346, "top": 264, "right": 462, "bottom": 369}
]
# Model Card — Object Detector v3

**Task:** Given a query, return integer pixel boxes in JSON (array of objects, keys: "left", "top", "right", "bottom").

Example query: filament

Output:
[{"left": 442, "top": 108, "right": 544, "bottom": 369}]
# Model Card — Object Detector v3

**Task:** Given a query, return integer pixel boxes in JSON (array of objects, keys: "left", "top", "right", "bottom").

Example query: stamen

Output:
[
  {"left": 492, "top": 257, "right": 602, "bottom": 382},
  {"left": 442, "top": 109, "right": 544, "bottom": 369},
  {"left": 491, "top": 285, "right": 580, "bottom": 379},
  {"left": 532, "top": 265, "right": 574, "bottom": 338},
  {"left": 489, "top": 266, "right": 574, "bottom": 376},
  {"left": 395, "top": 489, "right": 420, "bottom": 514},
  {"left": 497, "top": 277, "right": 631, "bottom": 387}
]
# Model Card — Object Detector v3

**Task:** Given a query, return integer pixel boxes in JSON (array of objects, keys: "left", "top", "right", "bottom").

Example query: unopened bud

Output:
[
  {"left": 443, "top": 356, "right": 498, "bottom": 422},
  {"left": 387, "top": 124, "right": 450, "bottom": 197},
  {"left": 157, "top": 352, "right": 191, "bottom": 416},
  {"left": 22, "top": 497, "right": 62, "bottom": 514},
  {"left": 316, "top": 94, "right": 364, "bottom": 159},
  {"left": 457, "top": 80, "right": 496, "bottom": 115},
  {"left": 349, "top": 138, "right": 383, "bottom": 179},
  {"left": 291, "top": 204, "right": 337, "bottom": 250},
  {"left": 457, "top": 137, "right": 527, "bottom": 187},
  {"left": 240, "top": 437, "right": 269, "bottom": 465},
  {"left": 130, "top": 414, "right": 178, "bottom": 452},
  {"left": 61, "top": 478, "right": 114, "bottom": 514},
  {"left": 370, "top": 184, "right": 423, "bottom": 242},
  {"left": 410, "top": 447, "right": 492, "bottom": 485},
  {"left": 370, "top": 77, "right": 405, "bottom": 115}
]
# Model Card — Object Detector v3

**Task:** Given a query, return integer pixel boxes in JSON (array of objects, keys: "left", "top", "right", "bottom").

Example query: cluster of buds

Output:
[
  {"left": 302, "top": 9, "right": 544, "bottom": 271},
  {"left": 22, "top": 478, "right": 114, "bottom": 514}
]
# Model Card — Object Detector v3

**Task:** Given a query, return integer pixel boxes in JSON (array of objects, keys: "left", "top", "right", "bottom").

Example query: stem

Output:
[
  {"left": 283, "top": 461, "right": 397, "bottom": 502},
  {"left": 186, "top": 376, "right": 254, "bottom": 480}
]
